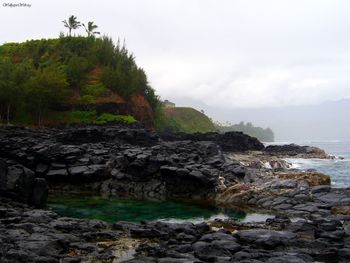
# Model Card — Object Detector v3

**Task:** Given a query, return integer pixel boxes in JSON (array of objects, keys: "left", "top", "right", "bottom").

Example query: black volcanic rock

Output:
[
  {"left": 0, "top": 199, "right": 350, "bottom": 263},
  {"left": 264, "top": 143, "right": 329, "bottom": 158},
  {"left": 56, "top": 123, "right": 159, "bottom": 146},
  {"left": 0, "top": 159, "right": 47, "bottom": 208},
  {"left": 160, "top": 166, "right": 216, "bottom": 197},
  {"left": 159, "top": 131, "right": 265, "bottom": 152},
  {"left": 1, "top": 124, "right": 350, "bottom": 262},
  {"left": 0, "top": 125, "right": 226, "bottom": 201}
]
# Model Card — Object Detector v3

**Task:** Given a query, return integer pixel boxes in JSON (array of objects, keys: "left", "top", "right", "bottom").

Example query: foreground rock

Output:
[
  {"left": 0, "top": 197, "right": 137, "bottom": 262},
  {"left": 1, "top": 124, "right": 349, "bottom": 262},
  {"left": 0, "top": 125, "right": 227, "bottom": 201},
  {"left": 0, "top": 124, "right": 338, "bottom": 211},
  {"left": 1, "top": 197, "right": 350, "bottom": 262},
  {"left": 0, "top": 159, "right": 48, "bottom": 208}
]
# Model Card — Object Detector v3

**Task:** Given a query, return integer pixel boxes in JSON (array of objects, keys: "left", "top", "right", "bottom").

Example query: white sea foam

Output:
[
  {"left": 289, "top": 162, "right": 301, "bottom": 169},
  {"left": 159, "top": 213, "right": 230, "bottom": 224},
  {"left": 272, "top": 141, "right": 350, "bottom": 187},
  {"left": 285, "top": 158, "right": 315, "bottom": 169},
  {"left": 263, "top": 162, "right": 272, "bottom": 169},
  {"left": 158, "top": 213, "right": 273, "bottom": 224}
]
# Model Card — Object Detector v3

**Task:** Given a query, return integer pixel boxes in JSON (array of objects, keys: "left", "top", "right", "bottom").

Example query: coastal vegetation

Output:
[
  {"left": 0, "top": 15, "right": 272, "bottom": 137},
  {"left": 62, "top": 15, "right": 81, "bottom": 37},
  {"left": 0, "top": 16, "right": 160, "bottom": 126},
  {"left": 216, "top": 121, "right": 274, "bottom": 142},
  {"left": 51, "top": 111, "right": 135, "bottom": 124}
]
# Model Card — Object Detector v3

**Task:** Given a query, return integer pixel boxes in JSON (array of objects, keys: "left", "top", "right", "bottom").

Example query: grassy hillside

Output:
[
  {"left": 0, "top": 36, "right": 159, "bottom": 127},
  {"left": 155, "top": 107, "right": 217, "bottom": 133}
]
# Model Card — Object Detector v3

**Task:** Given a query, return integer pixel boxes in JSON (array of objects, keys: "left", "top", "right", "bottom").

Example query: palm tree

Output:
[
  {"left": 62, "top": 15, "right": 81, "bottom": 36},
  {"left": 82, "top": 21, "right": 100, "bottom": 37}
]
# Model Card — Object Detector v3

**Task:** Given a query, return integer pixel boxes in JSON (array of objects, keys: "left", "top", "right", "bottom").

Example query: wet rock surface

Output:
[
  {"left": 0, "top": 197, "right": 136, "bottom": 263},
  {"left": 1, "top": 197, "right": 350, "bottom": 262},
  {"left": 0, "top": 124, "right": 350, "bottom": 262}
]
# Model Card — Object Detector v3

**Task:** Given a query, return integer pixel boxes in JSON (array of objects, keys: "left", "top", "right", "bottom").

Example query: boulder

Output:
[
  {"left": 0, "top": 159, "right": 48, "bottom": 208},
  {"left": 235, "top": 230, "right": 296, "bottom": 249},
  {"left": 311, "top": 185, "right": 331, "bottom": 194},
  {"left": 192, "top": 240, "right": 237, "bottom": 260},
  {"left": 31, "top": 178, "right": 48, "bottom": 208},
  {"left": 160, "top": 166, "right": 216, "bottom": 197},
  {"left": 46, "top": 169, "right": 68, "bottom": 182},
  {"left": 271, "top": 179, "right": 298, "bottom": 189},
  {"left": 274, "top": 171, "right": 330, "bottom": 186}
]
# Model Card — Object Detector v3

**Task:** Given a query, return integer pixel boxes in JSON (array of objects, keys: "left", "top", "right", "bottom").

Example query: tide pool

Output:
[{"left": 49, "top": 195, "right": 271, "bottom": 223}]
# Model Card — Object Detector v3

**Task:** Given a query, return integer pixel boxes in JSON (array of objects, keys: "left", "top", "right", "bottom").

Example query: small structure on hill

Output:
[{"left": 162, "top": 100, "right": 175, "bottom": 108}]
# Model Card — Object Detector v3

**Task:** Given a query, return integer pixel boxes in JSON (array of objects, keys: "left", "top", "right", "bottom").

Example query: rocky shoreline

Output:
[{"left": 0, "top": 124, "right": 349, "bottom": 262}]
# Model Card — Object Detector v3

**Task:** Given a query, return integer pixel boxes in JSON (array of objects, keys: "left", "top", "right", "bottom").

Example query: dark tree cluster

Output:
[{"left": 216, "top": 121, "right": 275, "bottom": 142}]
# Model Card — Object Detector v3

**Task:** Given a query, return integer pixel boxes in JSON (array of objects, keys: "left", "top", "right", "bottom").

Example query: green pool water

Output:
[{"left": 48, "top": 195, "right": 271, "bottom": 223}]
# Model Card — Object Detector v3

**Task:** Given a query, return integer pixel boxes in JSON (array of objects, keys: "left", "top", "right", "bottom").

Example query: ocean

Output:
[{"left": 268, "top": 141, "right": 350, "bottom": 188}]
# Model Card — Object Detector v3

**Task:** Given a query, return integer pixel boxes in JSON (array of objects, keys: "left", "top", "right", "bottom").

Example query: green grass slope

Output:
[{"left": 156, "top": 107, "right": 217, "bottom": 133}]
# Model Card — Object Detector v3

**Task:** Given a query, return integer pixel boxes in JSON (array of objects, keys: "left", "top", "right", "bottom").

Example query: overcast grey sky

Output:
[{"left": 1, "top": 0, "right": 350, "bottom": 110}]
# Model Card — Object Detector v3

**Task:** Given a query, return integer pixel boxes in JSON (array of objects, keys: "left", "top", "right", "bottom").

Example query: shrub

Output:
[
  {"left": 81, "top": 83, "right": 107, "bottom": 96},
  {"left": 58, "top": 110, "right": 135, "bottom": 124},
  {"left": 78, "top": 95, "right": 96, "bottom": 105},
  {"left": 96, "top": 113, "right": 135, "bottom": 124},
  {"left": 55, "top": 110, "right": 97, "bottom": 123}
]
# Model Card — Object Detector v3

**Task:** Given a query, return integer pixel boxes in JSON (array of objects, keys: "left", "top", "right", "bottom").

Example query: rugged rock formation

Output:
[
  {"left": 216, "top": 151, "right": 337, "bottom": 219},
  {"left": 1, "top": 197, "right": 350, "bottom": 262},
  {"left": 0, "top": 124, "right": 232, "bottom": 201},
  {"left": 160, "top": 131, "right": 265, "bottom": 152},
  {"left": 274, "top": 170, "right": 331, "bottom": 186},
  {"left": 55, "top": 122, "right": 158, "bottom": 146},
  {"left": 0, "top": 197, "right": 137, "bottom": 263},
  {"left": 0, "top": 159, "right": 47, "bottom": 208},
  {"left": 227, "top": 151, "right": 293, "bottom": 169},
  {"left": 264, "top": 143, "right": 331, "bottom": 159},
  {"left": 0, "top": 124, "right": 334, "bottom": 206},
  {"left": 1, "top": 124, "right": 350, "bottom": 262}
]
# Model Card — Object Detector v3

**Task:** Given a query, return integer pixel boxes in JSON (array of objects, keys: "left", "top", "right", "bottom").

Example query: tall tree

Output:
[
  {"left": 62, "top": 15, "right": 81, "bottom": 36},
  {"left": 0, "top": 59, "right": 30, "bottom": 124},
  {"left": 0, "top": 59, "right": 16, "bottom": 124},
  {"left": 82, "top": 21, "right": 100, "bottom": 37},
  {"left": 65, "top": 55, "right": 89, "bottom": 87},
  {"left": 25, "top": 67, "right": 68, "bottom": 126}
]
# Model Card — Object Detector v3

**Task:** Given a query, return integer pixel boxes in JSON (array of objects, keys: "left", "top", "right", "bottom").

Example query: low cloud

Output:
[
  {"left": 1, "top": 0, "right": 350, "bottom": 108},
  {"left": 144, "top": 54, "right": 350, "bottom": 108}
]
